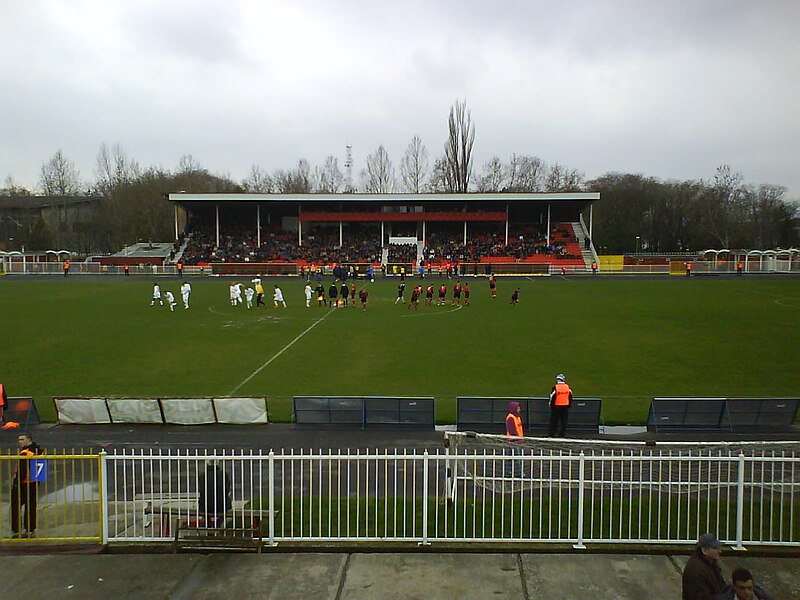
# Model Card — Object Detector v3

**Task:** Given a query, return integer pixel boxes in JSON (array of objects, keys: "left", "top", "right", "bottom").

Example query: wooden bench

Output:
[{"left": 172, "top": 507, "right": 276, "bottom": 553}]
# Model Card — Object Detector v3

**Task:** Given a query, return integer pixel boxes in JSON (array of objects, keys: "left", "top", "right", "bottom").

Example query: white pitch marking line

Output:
[{"left": 228, "top": 308, "right": 335, "bottom": 395}]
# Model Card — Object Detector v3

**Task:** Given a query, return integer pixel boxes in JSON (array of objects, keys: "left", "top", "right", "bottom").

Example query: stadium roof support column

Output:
[
  {"left": 381, "top": 221, "right": 384, "bottom": 248},
  {"left": 215, "top": 204, "right": 220, "bottom": 248},
  {"left": 256, "top": 205, "right": 261, "bottom": 247},
  {"left": 339, "top": 221, "right": 343, "bottom": 247},
  {"left": 588, "top": 204, "right": 593, "bottom": 241},
  {"left": 546, "top": 204, "right": 551, "bottom": 246},
  {"left": 505, "top": 204, "right": 509, "bottom": 245},
  {"left": 297, "top": 205, "right": 302, "bottom": 247},
  {"left": 463, "top": 220, "right": 467, "bottom": 245},
  {"left": 174, "top": 205, "right": 179, "bottom": 240},
  {"left": 422, "top": 221, "right": 426, "bottom": 246}
]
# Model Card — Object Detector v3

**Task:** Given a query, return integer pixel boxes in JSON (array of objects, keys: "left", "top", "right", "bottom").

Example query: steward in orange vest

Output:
[
  {"left": 505, "top": 401, "right": 524, "bottom": 477},
  {"left": 0, "top": 383, "right": 6, "bottom": 422},
  {"left": 505, "top": 401, "right": 524, "bottom": 438},
  {"left": 63, "top": 259, "right": 70, "bottom": 276},
  {"left": 548, "top": 374, "right": 573, "bottom": 438}
]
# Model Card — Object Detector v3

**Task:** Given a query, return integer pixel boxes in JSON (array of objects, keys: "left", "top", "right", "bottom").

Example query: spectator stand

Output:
[
  {"left": 647, "top": 397, "right": 800, "bottom": 432},
  {"left": 293, "top": 396, "right": 435, "bottom": 429},
  {"left": 456, "top": 396, "right": 603, "bottom": 434}
]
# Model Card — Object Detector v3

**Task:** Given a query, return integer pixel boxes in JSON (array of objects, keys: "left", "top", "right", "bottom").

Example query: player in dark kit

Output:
[
  {"left": 359, "top": 288, "right": 369, "bottom": 311},
  {"left": 395, "top": 281, "right": 406, "bottom": 304},
  {"left": 489, "top": 275, "right": 497, "bottom": 298},
  {"left": 315, "top": 282, "right": 327, "bottom": 306},
  {"left": 340, "top": 282, "right": 349, "bottom": 305},
  {"left": 510, "top": 288, "right": 520, "bottom": 305},
  {"left": 329, "top": 283, "right": 338, "bottom": 307},
  {"left": 463, "top": 283, "right": 471, "bottom": 305}
]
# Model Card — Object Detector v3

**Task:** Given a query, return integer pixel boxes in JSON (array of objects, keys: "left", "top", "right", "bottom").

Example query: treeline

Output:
[{"left": 2, "top": 102, "right": 797, "bottom": 253}]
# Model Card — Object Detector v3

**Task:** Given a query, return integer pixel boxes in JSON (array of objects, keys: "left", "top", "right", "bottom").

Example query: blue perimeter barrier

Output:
[{"left": 293, "top": 396, "right": 435, "bottom": 429}]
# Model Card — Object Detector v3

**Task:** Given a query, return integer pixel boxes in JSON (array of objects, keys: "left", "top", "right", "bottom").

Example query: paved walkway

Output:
[{"left": 2, "top": 551, "right": 799, "bottom": 600}]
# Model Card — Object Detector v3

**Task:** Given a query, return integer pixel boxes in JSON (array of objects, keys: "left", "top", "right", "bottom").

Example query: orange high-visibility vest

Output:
[
  {"left": 554, "top": 382, "right": 572, "bottom": 407},
  {"left": 64, "top": 260, "right": 70, "bottom": 269},
  {"left": 506, "top": 413, "right": 523, "bottom": 437}
]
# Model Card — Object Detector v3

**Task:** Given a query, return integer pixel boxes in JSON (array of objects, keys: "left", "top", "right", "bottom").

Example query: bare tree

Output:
[
  {"left": 314, "top": 156, "right": 344, "bottom": 193},
  {"left": 1, "top": 176, "right": 33, "bottom": 196},
  {"left": 544, "top": 162, "right": 584, "bottom": 192},
  {"left": 177, "top": 154, "right": 204, "bottom": 174},
  {"left": 95, "top": 143, "right": 140, "bottom": 196},
  {"left": 400, "top": 136, "right": 429, "bottom": 193},
  {"left": 506, "top": 154, "right": 546, "bottom": 192},
  {"left": 476, "top": 156, "right": 505, "bottom": 192},
  {"left": 242, "top": 165, "right": 273, "bottom": 193},
  {"left": 444, "top": 100, "right": 475, "bottom": 193},
  {"left": 360, "top": 145, "right": 395, "bottom": 193},
  {"left": 40, "top": 149, "right": 81, "bottom": 195},
  {"left": 274, "top": 159, "right": 312, "bottom": 193}
]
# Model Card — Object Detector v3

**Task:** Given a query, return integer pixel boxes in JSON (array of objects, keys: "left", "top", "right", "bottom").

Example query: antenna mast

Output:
[{"left": 344, "top": 145, "right": 354, "bottom": 192}]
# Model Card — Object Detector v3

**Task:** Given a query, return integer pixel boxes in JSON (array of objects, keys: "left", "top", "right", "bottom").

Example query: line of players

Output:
[
  {"left": 306, "top": 280, "right": 369, "bottom": 311},
  {"left": 149, "top": 274, "right": 519, "bottom": 313},
  {"left": 396, "top": 275, "right": 520, "bottom": 308},
  {"left": 150, "top": 282, "right": 191, "bottom": 311}
]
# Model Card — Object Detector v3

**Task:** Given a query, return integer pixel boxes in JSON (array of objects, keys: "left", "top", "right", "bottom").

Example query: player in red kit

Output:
[
  {"left": 452, "top": 280, "right": 462, "bottom": 305},
  {"left": 489, "top": 275, "right": 497, "bottom": 298},
  {"left": 409, "top": 285, "right": 420, "bottom": 310},
  {"left": 425, "top": 284, "right": 434, "bottom": 306},
  {"left": 463, "top": 282, "right": 471, "bottom": 305},
  {"left": 438, "top": 283, "right": 447, "bottom": 305}
]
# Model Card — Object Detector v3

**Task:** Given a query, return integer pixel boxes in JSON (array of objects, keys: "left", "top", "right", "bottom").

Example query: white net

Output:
[{"left": 444, "top": 432, "right": 800, "bottom": 495}]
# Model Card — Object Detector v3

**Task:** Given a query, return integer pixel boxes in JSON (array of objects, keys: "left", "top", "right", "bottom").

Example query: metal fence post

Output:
[
  {"left": 268, "top": 451, "right": 276, "bottom": 547},
  {"left": 573, "top": 452, "right": 586, "bottom": 549},
  {"left": 99, "top": 451, "right": 109, "bottom": 545},
  {"left": 419, "top": 450, "right": 431, "bottom": 546},
  {"left": 734, "top": 453, "right": 746, "bottom": 550}
]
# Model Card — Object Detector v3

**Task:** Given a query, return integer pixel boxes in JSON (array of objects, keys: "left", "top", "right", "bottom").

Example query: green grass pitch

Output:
[{"left": 1, "top": 275, "right": 798, "bottom": 424}]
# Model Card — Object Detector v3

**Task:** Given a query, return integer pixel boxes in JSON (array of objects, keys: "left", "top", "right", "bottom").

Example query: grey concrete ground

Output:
[{"left": 2, "top": 551, "right": 799, "bottom": 600}]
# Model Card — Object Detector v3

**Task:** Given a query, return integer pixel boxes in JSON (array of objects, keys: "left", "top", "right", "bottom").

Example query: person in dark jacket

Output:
[
  {"left": 682, "top": 533, "right": 726, "bottom": 600},
  {"left": 716, "top": 568, "right": 773, "bottom": 600},
  {"left": 11, "top": 432, "right": 45, "bottom": 538},
  {"left": 198, "top": 461, "right": 232, "bottom": 527}
]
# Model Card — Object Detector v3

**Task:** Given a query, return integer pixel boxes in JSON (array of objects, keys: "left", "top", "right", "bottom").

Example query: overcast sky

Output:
[{"left": 2, "top": 0, "right": 799, "bottom": 199}]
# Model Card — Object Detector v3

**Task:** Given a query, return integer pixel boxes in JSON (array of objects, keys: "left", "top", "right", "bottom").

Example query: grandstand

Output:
[{"left": 168, "top": 192, "right": 600, "bottom": 275}]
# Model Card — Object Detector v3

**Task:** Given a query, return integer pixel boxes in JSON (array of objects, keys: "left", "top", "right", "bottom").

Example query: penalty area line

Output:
[{"left": 228, "top": 308, "right": 335, "bottom": 396}]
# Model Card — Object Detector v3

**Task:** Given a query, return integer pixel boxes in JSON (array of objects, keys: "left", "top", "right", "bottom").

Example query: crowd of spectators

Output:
[
  {"left": 180, "top": 222, "right": 581, "bottom": 266},
  {"left": 181, "top": 225, "right": 383, "bottom": 265}
]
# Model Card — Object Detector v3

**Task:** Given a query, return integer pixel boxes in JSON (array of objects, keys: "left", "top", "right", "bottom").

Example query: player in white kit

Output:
[
  {"left": 180, "top": 281, "right": 191, "bottom": 309},
  {"left": 164, "top": 290, "right": 176, "bottom": 311},
  {"left": 273, "top": 285, "right": 286, "bottom": 308},
  {"left": 304, "top": 283, "right": 313, "bottom": 307},
  {"left": 150, "top": 283, "right": 163, "bottom": 306},
  {"left": 245, "top": 287, "right": 255, "bottom": 309}
]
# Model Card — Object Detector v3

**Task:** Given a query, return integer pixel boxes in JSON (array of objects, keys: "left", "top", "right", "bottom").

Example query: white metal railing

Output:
[{"left": 102, "top": 448, "right": 800, "bottom": 548}]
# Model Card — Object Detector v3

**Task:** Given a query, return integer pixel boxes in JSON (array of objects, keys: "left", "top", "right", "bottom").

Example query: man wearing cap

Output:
[
  {"left": 548, "top": 374, "right": 573, "bottom": 438},
  {"left": 682, "top": 532, "right": 726, "bottom": 600}
]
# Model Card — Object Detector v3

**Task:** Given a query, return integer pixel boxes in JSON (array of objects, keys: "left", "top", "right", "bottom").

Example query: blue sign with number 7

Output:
[{"left": 30, "top": 458, "right": 47, "bottom": 482}]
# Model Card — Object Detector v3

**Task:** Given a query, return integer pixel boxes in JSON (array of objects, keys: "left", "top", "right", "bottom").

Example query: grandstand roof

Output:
[{"left": 168, "top": 192, "right": 599, "bottom": 205}]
